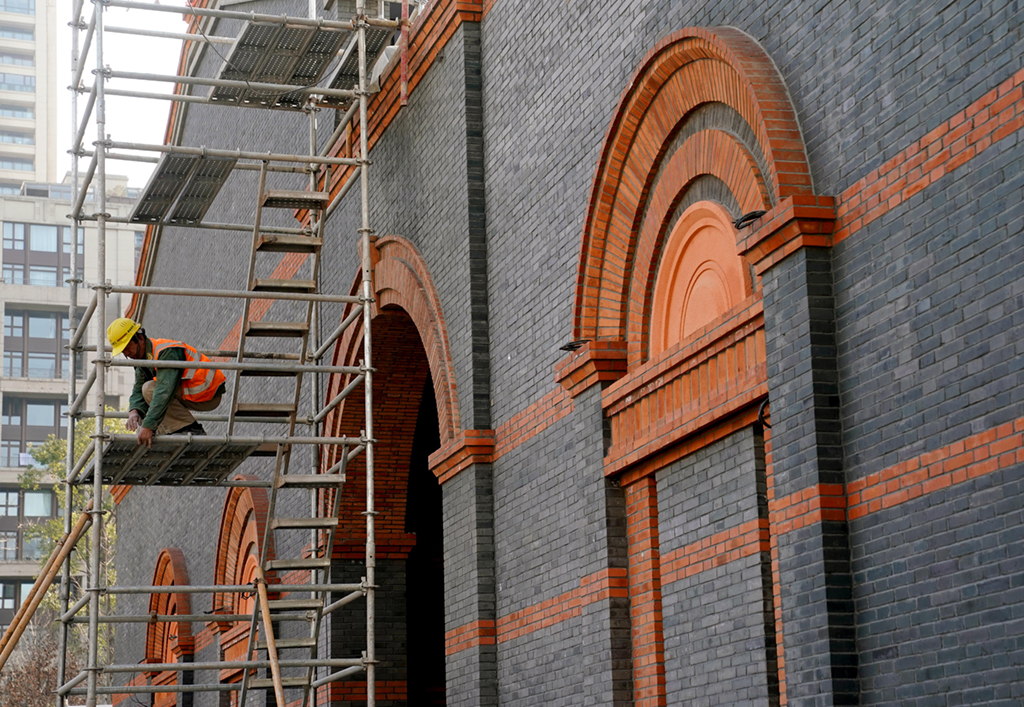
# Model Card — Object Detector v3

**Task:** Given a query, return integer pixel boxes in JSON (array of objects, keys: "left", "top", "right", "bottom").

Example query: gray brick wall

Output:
[{"left": 657, "top": 428, "right": 778, "bottom": 706}]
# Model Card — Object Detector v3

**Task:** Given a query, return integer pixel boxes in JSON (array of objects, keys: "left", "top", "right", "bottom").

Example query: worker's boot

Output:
[{"left": 173, "top": 421, "right": 207, "bottom": 435}]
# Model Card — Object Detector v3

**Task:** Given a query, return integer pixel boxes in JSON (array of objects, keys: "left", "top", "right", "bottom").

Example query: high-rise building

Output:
[
  {"left": 0, "top": 0, "right": 139, "bottom": 631},
  {"left": 0, "top": 0, "right": 57, "bottom": 191}
]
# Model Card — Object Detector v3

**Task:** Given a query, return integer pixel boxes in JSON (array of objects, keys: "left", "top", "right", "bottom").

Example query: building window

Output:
[
  {"left": 28, "top": 224, "right": 56, "bottom": 252},
  {"left": 0, "top": 0, "right": 34, "bottom": 14},
  {"left": 26, "top": 352, "right": 55, "bottom": 378},
  {"left": 0, "top": 442, "right": 18, "bottom": 467},
  {"left": 62, "top": 226, "right": 84, "bottom": 255},
  {"left": 2, "top": 222, "right": 23, "bottom": 249},
  {"left": 4, "top": 224, "right": 84, "bottom": 286},
  {"left": 0, "top": 129, "right": 32, "bottom": 144},
  {"left": 23, "top": 491, "right": 50, "bottom": 517},
  {"left": 0, "top": 157, "right": 32, "bottom": 171},
  {"left": 27, "top": 312, "right": 56, "bottom": 339},
  {"left": 0, "top": 52, "right": 32, "bottom": 66},
  {"left": 0, "top": 532, "right": 16, "bottom": 560},
  {"left": 3, "top": 312, "right": 22, "bottom": 337},
  {"left": 1, "top": 399, "right": 19, "bottom": 426},
  {"left": 0, "top": 583, "right": 13, "bottom": 609},
  {"left": 25, "top": 402, "right": 54, "bottom": 427},
  {"left": 0, "top": 72, "right": 33, "bottom": 92},
  {"left": 0, "top": 103, "right": 31, "bottom": 118},
  {"left": 21, "top": 534, "right": 42, "bottom": 559},
  {"left": 2, "top": 350, "right": 22, "bottom": 376},
  {"left": 26, "top": 264, "right": 56, "bottom": 286},
  {"left": 4, "top": 310, "right": 78, "bottom": 379},
  {"left": 0, "top": 490, "right": 16, "bottom": 516},
  {"left": 0, "top": 25, "right": 32, "bottom": 41}
]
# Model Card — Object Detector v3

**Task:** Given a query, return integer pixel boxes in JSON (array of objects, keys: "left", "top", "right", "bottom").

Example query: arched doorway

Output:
[{"left": 326, "top": 305, "right": 447, "bottom": 705}]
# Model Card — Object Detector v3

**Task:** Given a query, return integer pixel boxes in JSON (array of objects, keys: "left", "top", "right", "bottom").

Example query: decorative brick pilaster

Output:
[{"left": 751, "top": 200, "right": 859, "bottom": 706}]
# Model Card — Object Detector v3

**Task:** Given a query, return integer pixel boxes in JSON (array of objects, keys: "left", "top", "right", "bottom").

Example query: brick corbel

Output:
[
  {"left": 554, "top": 340, "right": 629, "bottom": 397},
  {"left": 428, "top": 429, "right": 495, "bottom": 484},
  {"left": 736, "top": 195, "right": 837, "bottom": 275}
]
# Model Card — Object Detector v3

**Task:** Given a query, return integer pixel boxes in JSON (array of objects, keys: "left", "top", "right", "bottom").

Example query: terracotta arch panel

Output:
[
  {"left": 626, "top": 131, "right": 765, "bottom": 363},
  {"left": 648, "top": 201, "right": 751, "bottom": 358},
  {"left": 576, "top": 27, "right": 812, "bottom": 342}
]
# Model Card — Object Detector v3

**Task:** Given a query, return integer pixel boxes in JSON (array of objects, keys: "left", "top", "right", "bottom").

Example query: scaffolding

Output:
[{"left": 0, "top": 1, "right": 417, "bottom": 705}]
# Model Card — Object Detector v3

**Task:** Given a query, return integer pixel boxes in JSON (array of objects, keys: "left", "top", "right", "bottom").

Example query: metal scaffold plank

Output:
[{"left": 211, "top": 22, "right": 350, "bottom": 108}]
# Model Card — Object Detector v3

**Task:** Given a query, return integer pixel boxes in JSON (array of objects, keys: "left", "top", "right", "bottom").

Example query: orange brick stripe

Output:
[
  {"left": 444, "top": 619, "right": 496, "bottom": 655},
  {"left": 493, "top": 386, "right": 574, "bottom": 460},
  {"left": 770, "top": 482, "right": 847, "bottom": 534},
  {"left": 847, "top": 418, "right": 1024, "bottom": 520},
  {"left": 835, "top": 67, "right": 1024, "bottom": 244},
  {"left": 770, "top": 417, "right": 1024, "bottom": 528},
  {"left": 479, "top": 568, "right": 628, "bottom": 646},
  {"left": 661, "top": 518, "right": 770, "bottom": 585}
]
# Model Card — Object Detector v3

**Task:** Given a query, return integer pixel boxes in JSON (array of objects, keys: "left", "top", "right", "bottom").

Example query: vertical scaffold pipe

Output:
[
  {"left": 58, "top": 2, "right": 86, "bottom": 704},
  {"left": 356, "top": 2, "right": 376, "bottom": 706},
  {"left": 86, "top": 0, "right": 107, "bottom": 704}
]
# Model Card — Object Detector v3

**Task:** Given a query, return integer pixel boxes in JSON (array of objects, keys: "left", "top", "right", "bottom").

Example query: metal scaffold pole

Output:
[
  {"left": 356, "top": 1, "right": 377, "bottom": 705},
  {"left": 86, "top": 0, "right": 108, "bottom": 703},
  {"left": 56, "top": 0, "right": 86, "bottom": 701}
]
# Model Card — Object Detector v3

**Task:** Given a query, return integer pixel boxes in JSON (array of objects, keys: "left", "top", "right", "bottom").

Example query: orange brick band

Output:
[
  {"left": 846, "top": 418, "right": 1024, "bottom": 520},
  {"left": 478, "top": 568, "right": 628, "bottom": 646},
  {"left": 834, "top": 67, "right": 1024, "bottom": 244},
  {"left": 444, "top": 619, "right": 496, "bottom": 655},
  {"left": 660, "top": 518, "right": 771, "bottom": 585},
  {"left": 771, "top": 417, "right": 1024, "bottom": 527},
  {"left": 493, "top": 386, "right": 574, "bottom": 461}
]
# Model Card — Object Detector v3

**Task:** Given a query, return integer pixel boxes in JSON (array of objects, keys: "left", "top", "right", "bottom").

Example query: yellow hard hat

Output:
[{"left": 107, "top": 317, "right": 141, "bottom": 356}]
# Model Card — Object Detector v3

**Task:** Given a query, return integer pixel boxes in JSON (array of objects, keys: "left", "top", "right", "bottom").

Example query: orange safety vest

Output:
[{"left": 148, "top": 338, "right": 226, "bottom": 403}]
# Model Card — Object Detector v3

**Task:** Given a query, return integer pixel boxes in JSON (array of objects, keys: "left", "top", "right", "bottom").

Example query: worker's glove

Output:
[{"left": 126, "top": 409, "right": 143, "bottom": 432}]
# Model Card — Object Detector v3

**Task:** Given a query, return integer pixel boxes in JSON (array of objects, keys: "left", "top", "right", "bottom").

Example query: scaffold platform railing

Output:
[{"left": 0, "top": 1, "right": 422, "bottom": 706}]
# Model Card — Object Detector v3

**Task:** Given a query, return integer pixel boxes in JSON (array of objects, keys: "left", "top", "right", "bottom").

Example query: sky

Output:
[{"left": 55, "top": 0, "right": 189, "bottom": 187}]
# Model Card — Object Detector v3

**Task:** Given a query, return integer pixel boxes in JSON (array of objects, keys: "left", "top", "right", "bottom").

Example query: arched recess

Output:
[
  {"left": 574, "top": 26, "right": 813, "bottom": 365},
  {"left": 145, "top": 548, "right": 193, "bottom": 707},
  {"left": 320, "top": 234, "right": 450, "bottom": 704},
  {"left": 211, "top": 479, "right": 275, "bottom": 664}
]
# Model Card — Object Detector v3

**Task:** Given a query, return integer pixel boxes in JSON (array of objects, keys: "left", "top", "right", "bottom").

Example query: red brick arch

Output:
[
  {"left": 626, "top": 130, "right": 765, "bottom": 362},
  {"left": 574, "top": 26, "right": 812, "bottom": 345},
  {"left": 327, "top": 234, "right": 459, "bottom": 445},
  {"left": 146, "top": 547, "right": 193, "bottom": 665},
  {"left": 212, "top": 479, "right": 275, "bottom": 619}
]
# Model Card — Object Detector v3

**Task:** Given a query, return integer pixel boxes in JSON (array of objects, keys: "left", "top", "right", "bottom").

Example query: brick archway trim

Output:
[
  {"left": 329, "top": 234, "right": 460, "bottom": 445},
  {"left": 146, "top": 547, "right": 193, "bottom": 663},
  {"left": 626, "top": 129, "right": 767, "bottom": 364},
  {"left": 212, "top": 478, "right": 274, "bottom": 622},
  {"left": 574, "top": 26, "right": 813, "bottom": 342}
]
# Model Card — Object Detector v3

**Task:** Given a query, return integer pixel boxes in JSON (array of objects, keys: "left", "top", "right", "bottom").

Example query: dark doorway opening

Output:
[{"left": 406, "top": 379, "right": 445, "bottom": 705}]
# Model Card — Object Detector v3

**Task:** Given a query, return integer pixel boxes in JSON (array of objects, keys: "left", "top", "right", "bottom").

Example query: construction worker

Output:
[{"left": 107, "top": 317, "right": 227, "bottom": 448}]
